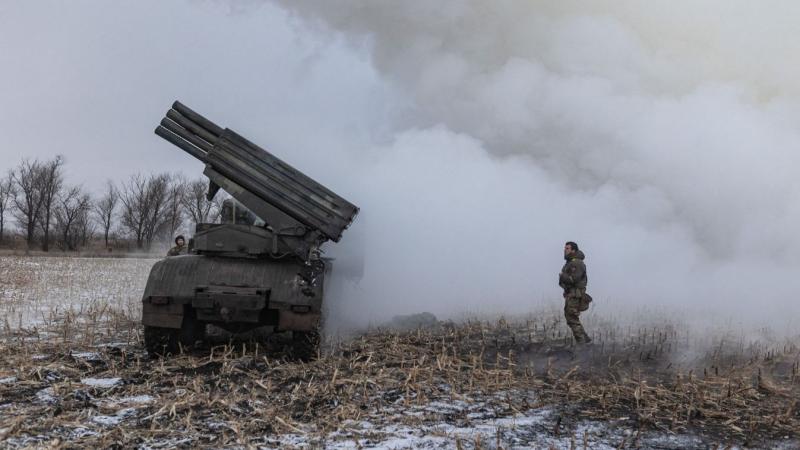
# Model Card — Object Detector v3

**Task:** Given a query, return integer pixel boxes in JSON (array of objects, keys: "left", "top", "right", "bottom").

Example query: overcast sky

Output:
[
  {"left": 0, "top": 1, "right": 392, "bottom": 192},
  {"left": 3, "top": 1, "right": 800, "bottom": 332}
]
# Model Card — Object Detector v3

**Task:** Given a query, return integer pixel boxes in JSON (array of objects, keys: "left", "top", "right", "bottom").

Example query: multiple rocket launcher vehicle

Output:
[{"left": 141, "top": 101, "right": 359, "bottom": 354}]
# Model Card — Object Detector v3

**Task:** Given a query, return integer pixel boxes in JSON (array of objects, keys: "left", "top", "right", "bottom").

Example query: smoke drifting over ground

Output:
[{"left": 268, "top": 1, "right": 800, "bottom": 332}]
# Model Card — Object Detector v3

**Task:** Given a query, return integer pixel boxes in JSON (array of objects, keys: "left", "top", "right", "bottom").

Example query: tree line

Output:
[{"left": 0, "top": 156, "right": 223, "bottom": 252}]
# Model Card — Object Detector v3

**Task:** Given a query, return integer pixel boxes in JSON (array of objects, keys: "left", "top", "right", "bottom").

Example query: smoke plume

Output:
[{"left": 265, "top": 1, "right": 800, "bottom": 333}]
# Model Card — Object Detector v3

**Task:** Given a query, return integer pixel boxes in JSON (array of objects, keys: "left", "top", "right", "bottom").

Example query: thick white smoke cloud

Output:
[{"left": 269, "top": 1, "right": 800, "bottom": 332}]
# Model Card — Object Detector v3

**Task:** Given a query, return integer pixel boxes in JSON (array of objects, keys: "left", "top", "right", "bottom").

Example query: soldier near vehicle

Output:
[
  {"left": 166, "top": 235, "right": 188, "bottom": 256},
  {"left": 559, "top": 241, "right": 592, "bottom": 344}
]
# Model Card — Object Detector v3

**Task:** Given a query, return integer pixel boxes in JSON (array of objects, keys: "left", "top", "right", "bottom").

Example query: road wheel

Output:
[
  {"left": 145, "top": 311, "right": 206, "bottom": 356},
  {"left": 179, "top": 310, "right": 206, "bottom": 347},
  {"left": 291, "top": 328, "right": 320, "bottom": 361},
  {"left": 144, "top": 326, "right": 180, "bottom": 355}
]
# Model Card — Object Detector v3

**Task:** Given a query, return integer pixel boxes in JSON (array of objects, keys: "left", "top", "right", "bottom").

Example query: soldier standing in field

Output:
[
  {"left": 559, "top": 241, "right": 592, "bottom": 344},
  {"left": 167, "top": 235, "right": 188, "bottom": 256}
]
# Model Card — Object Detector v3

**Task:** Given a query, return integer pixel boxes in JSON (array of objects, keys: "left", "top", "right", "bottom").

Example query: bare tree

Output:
[
  {"left": 119, "top": 174, "right": 149, "bottom": 249},
  {"left": 93, "top": 180, "right": 119, "bottom": 248},
  {"left": 182, "top": 178, "right": 220, "bottom": 228},
  {"left": 11, "top": 159, "right": 45, "bottom": 249},
  {"left": 54, "top": 185, "right": 92, "bottom": 251},
  {"left": 142, "top": 174, "right": 171, "bottom": 247},
  {"left": 163, "top": 174, "right": 186, "bottom": 242},
  {"left": 119, "top": 173, "right": 171, "bottom": 249},
  {"left": 37, "top": 155, "right": 65, "bottom": 252},
  {"left": 77, "top": 208, "right": 95, "bottom": 248},
  {"left": 0, "top": 172, "right": 15, "bottom": 244}
]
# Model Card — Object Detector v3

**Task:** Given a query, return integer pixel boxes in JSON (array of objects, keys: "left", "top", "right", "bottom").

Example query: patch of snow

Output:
[
  {"left": 118, "top": 394, "right": 155, "bottom": 404},
  {"left": 423, "top": 400, "right": 470, "bottom": 412},
  {"left": 41, "top": 370, "right": 62, "bottom": 382},
  {"left": 69, "top": 427, "right": 98, "bottom": 438},
  {"left": 81, "top": 377, "right": 122, "bottom": 388},
  {"left": 207, "top": 421, "right": 229, "bottom": 431},
  {"left": 138, "top": 437, "right": 195, "bottom": 449},
  {"left": 91, "top": 415, "right": 122, "bottom": 426},
  {"left": 312, "top": 403, "right": 757, "bottom": 450},
  {"left": 356, "top": 420, "right": 375, "bottom": 429},
  {"left": 100, "top": 394, "right": 155, "bottom": 408},
  {"left": 36, "top": 387, "right": 57, "bottom": 404},
  {"left": 1, "top": 435, "right": 50, "bottom": 448},
  {"left": 31, "top": 354, "right": 49, "bottom": 360},
  {"left": 71, "top": 351, "right": 102, "bottom": 361},
  {"left": 266, "top": 433, "right": 313, "bottom": 448},
  {"left": 352, "top": 435, "right": 452, "bottom": 450},
  {"left": 91, "top": 408, "right": 137, "bottom": 426},
  {"left": 94, "top": 342, "right": 130, "bottom": 348},
  {"left": 0, "top": 376, "right": 17, "bottom": 384}
]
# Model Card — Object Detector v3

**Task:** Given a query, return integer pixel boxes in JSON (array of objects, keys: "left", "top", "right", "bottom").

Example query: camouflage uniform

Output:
[
  {"left": 559, "top": 250, "right": 591, "bottom": 343},
  {"left": 166, "top": 244, "right": 187, "bottom": 257}
]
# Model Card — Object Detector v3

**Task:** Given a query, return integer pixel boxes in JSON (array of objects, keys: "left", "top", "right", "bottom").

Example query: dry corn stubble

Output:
[{"left": 1, "top": 255, "right": 798, "bottom": 448}]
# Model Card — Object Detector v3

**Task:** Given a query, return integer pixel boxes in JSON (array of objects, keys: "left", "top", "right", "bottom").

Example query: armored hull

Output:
[
  {"left": 145, "top": 102, "right": 357, "bottom": 356},
  {"left": 142, "top": 254, "right": 324, "bottom": 354}
]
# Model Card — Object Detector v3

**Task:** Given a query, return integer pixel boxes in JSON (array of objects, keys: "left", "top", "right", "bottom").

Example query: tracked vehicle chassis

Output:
[{"left": 142, "top": 254, "right": 323, "bottom": 356}]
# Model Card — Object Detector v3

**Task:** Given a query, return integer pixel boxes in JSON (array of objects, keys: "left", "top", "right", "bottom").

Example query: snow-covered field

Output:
[
  {"left": 1, "top": 256, "right": 798, "bottom": 449},
  {"left": 0, "top": 255, "right": 156, "bottom": 329}
]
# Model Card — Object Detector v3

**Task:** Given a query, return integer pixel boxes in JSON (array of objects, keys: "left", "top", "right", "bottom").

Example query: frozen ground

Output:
[
  {"left": 1, "top": 256, "right": 799, "bottom": 449},
  {"left": 0, "top": 255, "right": 156, "bottom": 329}
]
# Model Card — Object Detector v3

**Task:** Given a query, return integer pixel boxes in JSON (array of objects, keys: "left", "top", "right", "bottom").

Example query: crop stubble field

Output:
[{"left": 1, "top": 256, "right": 799, "bottom": 449}]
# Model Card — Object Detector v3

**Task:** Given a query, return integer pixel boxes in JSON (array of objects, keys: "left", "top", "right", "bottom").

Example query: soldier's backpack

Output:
[{"left": 579, "top": 292, "right": 593, "bottom": 311}]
